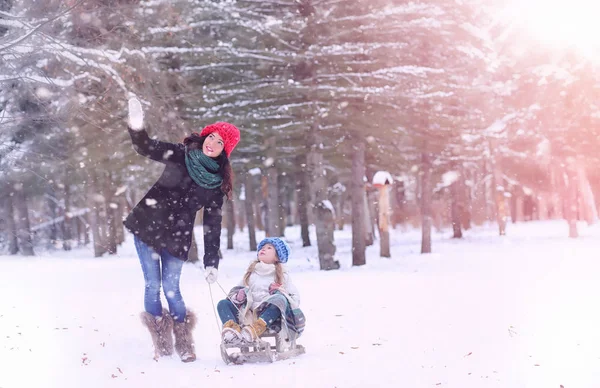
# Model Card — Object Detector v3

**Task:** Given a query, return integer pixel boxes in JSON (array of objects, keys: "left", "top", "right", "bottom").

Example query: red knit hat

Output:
[{"left": 199, "top": 122, "right": 240, "bottom": 158}]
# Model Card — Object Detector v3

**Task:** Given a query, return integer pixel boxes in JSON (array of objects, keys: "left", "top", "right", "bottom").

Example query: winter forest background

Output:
[{"left": 2, "top": 0, "right": 599, "bottom": 265}]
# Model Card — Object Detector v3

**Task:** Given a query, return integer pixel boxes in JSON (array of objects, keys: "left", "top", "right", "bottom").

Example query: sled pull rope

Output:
[
  {"left": 216, "top": 280, "right": 243, "bottom": 314},
  {"left": 208, "top": 280, "right": 243, "bottom": 335},
  {"left": 208, "top": 283, "right": 223, "bottom": 335}
]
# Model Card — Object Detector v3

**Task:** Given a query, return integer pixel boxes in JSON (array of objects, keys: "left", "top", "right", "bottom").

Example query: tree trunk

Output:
[
  {"left": 254, "top": 193, "right": 264, "bottom": 232},
  {"left": 575, "top": 158, "right": 598, "bottom": 225},
  {"left": 226, "top": 197, "right": 235, "bottom": 250},
  {"left": 265, "top": 138, "right": 279, "bottom": 237},
  {"left": 308, "top": 123, "right": 338, "bottom": 270},
  {"left": 537, "top": 193, "right": 549, "bottom": 220},
  {"left": 62, "top": 173, "right": 72, "bottom": 251},
  {"left": 5, "top": 197, "right": 19, "bottom": 255},
  {"left": 364, "top": 191, "right": 374, "bottom": 246},
  {"left": 116, "top": 197, "right": 125, "bottom": 245},
  {"left": 550, "top": 167, "right": 564, "bottom": 220},
  {"left": 83, "top": 212, "right": 91, "bottom": 246},
  {"left": 13, "top": 188, "right": 34, "bottom": 256},
  {"left": 378, "top": 185, "right": 391, "bottom": 258},
  {"left": 450, "top": 178, "right": 463, "bottom": 239},
  {"left": 237, "top": 194, "right": 246, "bottom": 233},
  {"left": 296, "top": 154, "right": 311, "bottom": 247},
  {"left": 564, "top": 160, "right": 579, "bottom": 238},
  {"left": 278, "top": 178, "right": 287, "bottom": 236},
  {"left": 335, "top": 187, "right": 346, "bottom": 231},
  {"left": 105, "top": 170, "right": 117, "bottom": 255},
  {"left": 315, "top": 201, "right": 337, "bottom": 269},
  {"left": 393, "top": 181, "right": 406, "bottom": 227},
  {"left": 290, "top": 190, "right": 298, "bottom": 226},
  {"left": 89, "top": 171, "right": 106, "bottom": 257},
  {"left": 351, "top": 137, "right": 367, "bottom": 266},
  {"left": 461, "top": 169, "right": 472, "bottom": 230},
  {"left": 244, "top": 173, "right": 257, "bottom": 251},
  {"left": 515, "top": 192, "right": 524, "bottom": 222},
  {"left": 489, "top": 147, "right": 507, "bottom": 236},
  {"left": 46, "top": 185, "right": 57, "bottom": 245},
  {"left": 371, "top": 190, "right": 379, "bottom": 238},
  {"left": 75, "top": 214, "right": 83, "bottom": 246},
  {"left": 421, "top": 153, "right": 433, "bottom": 254},
  {"left": 471, "top": 164, "right": 487, "bottom": 225},
  {"left": 483, "top": 161, "right": 495, "bottom": 223}
]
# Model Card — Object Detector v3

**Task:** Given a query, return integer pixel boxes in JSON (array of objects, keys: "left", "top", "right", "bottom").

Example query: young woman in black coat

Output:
[{"left": 125, "top": 97, "right": 240, "bottom": 362}]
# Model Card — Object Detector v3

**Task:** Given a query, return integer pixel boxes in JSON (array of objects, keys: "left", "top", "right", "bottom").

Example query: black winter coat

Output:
[{"left": 124, "top": 128, "right": 224, "bottom": 268}]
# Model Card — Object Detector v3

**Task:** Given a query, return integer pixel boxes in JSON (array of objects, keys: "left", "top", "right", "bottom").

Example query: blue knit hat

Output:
[{"left": 257, "top": 237, "right": 291, "bottom": 263}]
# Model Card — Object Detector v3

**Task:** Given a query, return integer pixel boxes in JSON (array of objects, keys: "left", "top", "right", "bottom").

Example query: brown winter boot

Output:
[
  {"left": 221, "top": 320, "right": 242, "bottom": 344},
  {"left": 173, "top": 311, "right": 197, "bottom": 362},
  {"left": 140, "top": 309, "right": 174, "bottom": 359},
  {"left": 241, "top": 318, "right": 267, "bottom": 343}
]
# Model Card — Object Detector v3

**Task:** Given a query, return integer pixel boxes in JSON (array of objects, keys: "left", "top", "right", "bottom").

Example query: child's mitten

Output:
[
  {"left": 235, "top": 288, "right": 246, "bottom": 304},
  {"left": 269, "top": 282, "right": 283, "bottom": 294}
]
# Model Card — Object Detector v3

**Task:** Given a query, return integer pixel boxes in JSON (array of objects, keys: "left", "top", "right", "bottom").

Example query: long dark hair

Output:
[{"left": 183, "top": 133, "right": 234, "bottom": 200}]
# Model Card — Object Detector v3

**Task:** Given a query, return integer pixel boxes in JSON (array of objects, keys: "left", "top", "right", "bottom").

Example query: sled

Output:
[{"left": 220, "top": 329, "right": 305, "bottom": 365}]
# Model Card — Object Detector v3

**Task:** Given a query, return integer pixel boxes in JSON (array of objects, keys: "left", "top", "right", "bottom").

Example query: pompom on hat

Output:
[
  {"left": 257, "top": 237, "right": 291, "bottom": 263},
  {"left": 198, "top": 122, "right": 240, "bottom": 158}
]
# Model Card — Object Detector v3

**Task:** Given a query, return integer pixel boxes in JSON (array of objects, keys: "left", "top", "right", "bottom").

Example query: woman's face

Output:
[
  {"left": 202, "top": 132, "right": 225, "bottom": 158},
  {"left": 258, "top": 243, "right": 278, "bottom": 264}
]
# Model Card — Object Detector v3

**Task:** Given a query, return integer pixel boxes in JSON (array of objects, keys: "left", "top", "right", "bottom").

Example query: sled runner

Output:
[{"left": 220, "top": 329, "right": 305, "bottom": 364}]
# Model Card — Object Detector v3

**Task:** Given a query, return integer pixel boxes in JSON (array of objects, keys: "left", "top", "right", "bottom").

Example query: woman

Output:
[{"left": 124, "top": 97, "right": 240, "bottom": 362}]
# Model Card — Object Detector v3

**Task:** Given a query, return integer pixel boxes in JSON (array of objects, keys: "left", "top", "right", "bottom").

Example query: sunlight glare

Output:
[{"left": 506, "top": 0, "right": 600, "bottom": 58}]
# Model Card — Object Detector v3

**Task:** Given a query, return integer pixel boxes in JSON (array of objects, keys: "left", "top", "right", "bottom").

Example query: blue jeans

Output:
[
  {"left": 134, "top": 236, "right": 186, "bottom": 323},
  {"left": 217, "top": 299, "right": 281, "bottom": 327}
]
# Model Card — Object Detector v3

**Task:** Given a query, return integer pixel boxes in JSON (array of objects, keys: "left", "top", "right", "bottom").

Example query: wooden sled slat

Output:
[{"left": 220, "top": 332, "right": 305, "bottom": 365}]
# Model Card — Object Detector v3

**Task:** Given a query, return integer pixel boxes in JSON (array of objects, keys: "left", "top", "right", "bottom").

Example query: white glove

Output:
[
  {"left": 127, "top": 96, "right": 144, "bottom": 130},
  {"left": 204, "top": 266, "right": 218, "bottom": 284}
]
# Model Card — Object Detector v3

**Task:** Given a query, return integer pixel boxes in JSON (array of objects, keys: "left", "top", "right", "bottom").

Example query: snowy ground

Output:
[{"left": 2, "top": 220, "right": 600, "bottom": 388}]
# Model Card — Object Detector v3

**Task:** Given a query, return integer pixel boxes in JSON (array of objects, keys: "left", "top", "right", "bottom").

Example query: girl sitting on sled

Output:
[{"left": 217, "top": 237, "right": 305, "bottom": 344}]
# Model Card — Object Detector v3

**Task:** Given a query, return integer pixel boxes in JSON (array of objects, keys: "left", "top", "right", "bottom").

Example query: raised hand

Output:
[{"left": 128, "top": 96, "right": 144, "bottom": 130}]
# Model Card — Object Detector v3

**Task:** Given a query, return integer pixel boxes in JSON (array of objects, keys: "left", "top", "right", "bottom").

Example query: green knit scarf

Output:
[{"left": 185, "top": 148, "right": 223, "bottom": 189}]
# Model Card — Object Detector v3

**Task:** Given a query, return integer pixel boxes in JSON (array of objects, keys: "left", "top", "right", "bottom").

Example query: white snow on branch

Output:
[
  {"left": 456, "top": 45, "right": 487, "bottom": 60},
  {"left": 332, "top": 182, "right": 346, "bottom": 193},
  {"left": 334, "top": 3, "right": 444, "bottom": 23},
  {"left": 319, "top": 200, "right": 335, "bottom": 216},
  {"left": 408, "top": 17, "right": 443, "bottom": 28},
  {"left": 409, "top": 91, "right": 454, "bottom": 99},
  {"left": 442, "top": 171, "right": 459, "bottom": 187},
  {"left": 373, "top": 171, "right": 393, "bottom": 186},
  {"left": 484, "top": 112, "right": 518, "bottom": 135},
  {"left": 533, "top": 65, "right": 575, "bottom": 84},
  {"left": 44, "top": 42, "right": 144, "bottom": 64},
  {"left": 248, "top": 168, "right": 262, "bottom": 176},
  {"left": 0, "top": 72, "right": 98, "bottom": 87},
  {"left": 142, "top": 46, "right": 287, "bottom": 63},
  {"left": 31, "top": 208, "right": 90, "bottom": 232},
  {"left": 0, "top": 19, "right": 30, "bottom": 29},
  {"left": 319, "top": 42, "right": 408, "bottom": 55}
]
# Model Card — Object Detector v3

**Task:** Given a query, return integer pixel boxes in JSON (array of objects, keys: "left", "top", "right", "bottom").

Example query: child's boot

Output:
[
  {"left": 173, "top": 311, "right": 197, "bottom": 362},
  {"left": 222, "top": 320, "right": 242, "bottom": 344},
  {"left": 140, "top": 309, "right": 174, "bottom": 359},
  {"left": 241, "top": 318, "right": 267, "bottom": 343}
]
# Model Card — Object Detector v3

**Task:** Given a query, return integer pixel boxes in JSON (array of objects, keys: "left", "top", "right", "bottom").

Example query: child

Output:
[{"left": 217, "top": 237, "right": 304, "bottom": 344}]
